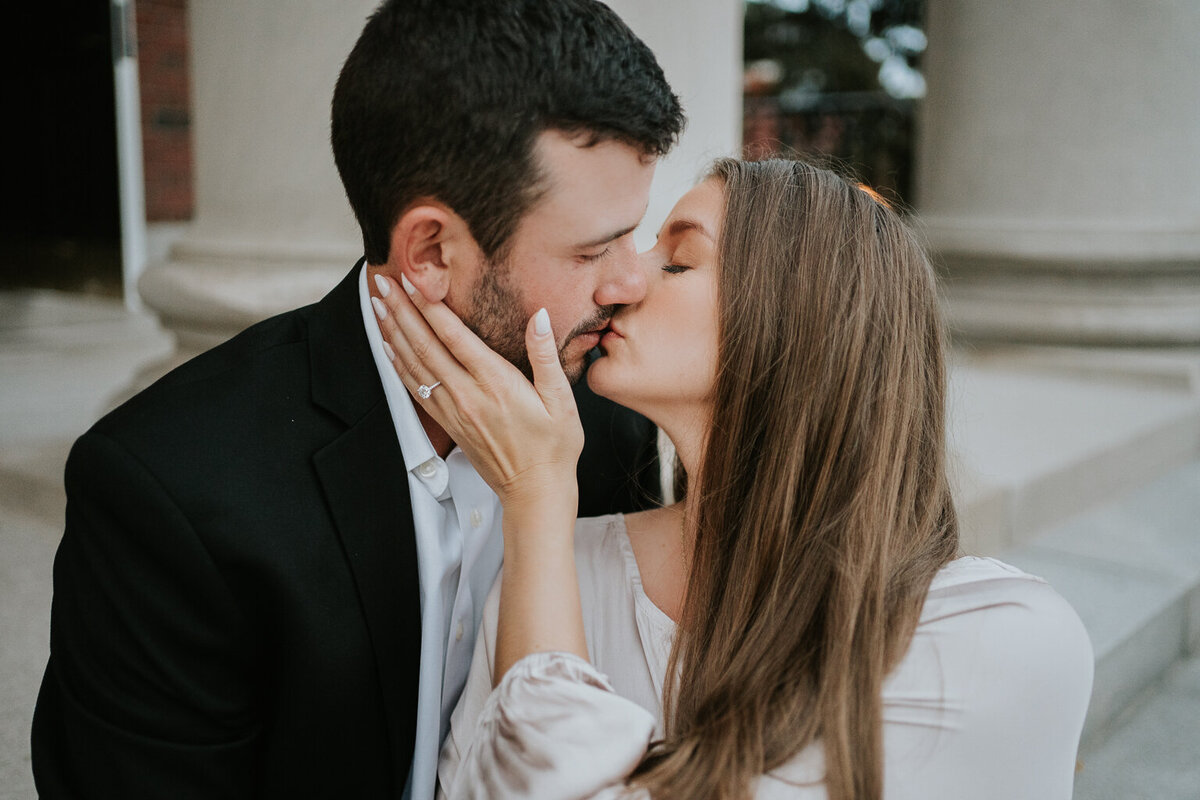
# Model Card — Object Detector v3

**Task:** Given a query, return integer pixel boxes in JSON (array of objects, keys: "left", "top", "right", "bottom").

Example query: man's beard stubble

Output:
[{"left": 461, "top": 260, "right": 613, "bottom": 385}]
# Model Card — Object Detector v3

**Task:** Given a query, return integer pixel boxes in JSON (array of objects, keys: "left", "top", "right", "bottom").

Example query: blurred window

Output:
[{"left": 744, "top": 0, "right": 924, "bottom": 205}]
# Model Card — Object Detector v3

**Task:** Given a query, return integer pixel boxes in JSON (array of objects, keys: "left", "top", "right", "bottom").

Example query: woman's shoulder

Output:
[
  {"left": 479, "top": 514, "right": 638, "bottom": 659},
  {"left": 727, "top": 557, "right": 1095, "bottom": 798},
  {"left": 922, "top": 556, "right": 1085, "bottom": 628},
  {"left": 919, "top": 555, "right": 1093, "bottom": 666},
  {"left": 906, "top": 556, "right": 1093, "bottom": 734},
  {"left": 573, "top": 512, "right": 626, "bottom": 550},
  {"left": 481, "top": 514, "right": 628, "bottom": 610},
  {"left": 928, "top": 554, "right": 1044, "bottom": 591},
  {"left": 868, "top": 557, "right": 1095, "bottom": 797},
  {"left": 487, "top": 513, "right": 642, "bottom": 613}
]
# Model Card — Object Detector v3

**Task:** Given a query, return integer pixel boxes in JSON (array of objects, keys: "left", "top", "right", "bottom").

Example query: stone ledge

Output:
[
  {"left": 950, "top": 350, "right": 1200, "bottom": 554},
  {"left": 0, "top": 442, "right": 69, "bottom": 529},
  {"left": 0, "top": 291, "right": 173, "bottom": 447},
  {"left": 999, "top": 460, "right": 1200, "bottom": 746}
]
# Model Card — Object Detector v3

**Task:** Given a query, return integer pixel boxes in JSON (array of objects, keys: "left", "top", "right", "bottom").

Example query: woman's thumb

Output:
[{"left": 526, "top": 308, "right": 571, "bottom": 409}]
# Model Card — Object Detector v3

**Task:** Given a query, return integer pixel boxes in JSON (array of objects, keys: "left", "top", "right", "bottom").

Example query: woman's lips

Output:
[
  {"left": 576, "top": 321, "right": 622, "bottom": 350},
  {"left": 600, "top": 325, "right": 623, "bottom": 346}
]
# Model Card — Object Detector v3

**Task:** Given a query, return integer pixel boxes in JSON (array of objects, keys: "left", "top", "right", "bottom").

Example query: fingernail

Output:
[
  {"left": 534, "top": 308, "right": 550, "bottom": 336},
  {"left": 400, "top": 274, "right": 416, "bottom": 296},
  {"left": 373, "top": 273, "right": 391, "bottom": 297},
  {"left": 371, "top": 296, "right": 387, "bottom": 320},
  {"left": 382, "top": 341, "right": 396, "bottom": 361}
]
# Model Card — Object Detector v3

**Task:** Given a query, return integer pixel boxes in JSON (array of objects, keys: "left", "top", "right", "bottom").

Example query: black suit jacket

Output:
[{"left": 31, "top": 263, "right": 659, "bottom": 799}]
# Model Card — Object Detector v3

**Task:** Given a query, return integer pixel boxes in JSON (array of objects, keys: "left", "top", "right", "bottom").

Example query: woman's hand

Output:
[
  {"left": 373, "top": 271, "right": 589, "bottom": 679},
  {"left": 372, "top": 275, "right": 583, "bottom": 513},
  {"left": 372, "top": 272, "right": 584, "bottom": 511}
]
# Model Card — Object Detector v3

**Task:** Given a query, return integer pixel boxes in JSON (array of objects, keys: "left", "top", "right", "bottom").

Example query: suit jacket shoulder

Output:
[{"left": 35, "top": 264, "right": 421, "bottom": 799}]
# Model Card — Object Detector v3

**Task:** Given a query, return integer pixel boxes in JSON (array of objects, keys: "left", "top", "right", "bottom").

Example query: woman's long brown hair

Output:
[{"left": 630, "top": 159, "right": 959, "bottom": 800}]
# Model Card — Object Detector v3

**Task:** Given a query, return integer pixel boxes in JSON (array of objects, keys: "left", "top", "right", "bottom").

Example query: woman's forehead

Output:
[{"left": 658, "top": 179, "right": 723, "bottom": 240}]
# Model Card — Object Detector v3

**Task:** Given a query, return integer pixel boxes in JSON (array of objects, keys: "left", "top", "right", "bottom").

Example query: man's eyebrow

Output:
[
  {"left": 575, "top": 222, "right": 640, "bottom": 250},
  {"left": 656, "top": 218, "right": 715, "bottom": 242},
  {"left": 574, "top": 199, "right": 651, "bottom": 250}
]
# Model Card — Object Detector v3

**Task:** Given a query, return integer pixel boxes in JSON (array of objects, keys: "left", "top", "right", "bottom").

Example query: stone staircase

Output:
[{"left": 949, "top": 346, "right": 1200, "bottom": 798}]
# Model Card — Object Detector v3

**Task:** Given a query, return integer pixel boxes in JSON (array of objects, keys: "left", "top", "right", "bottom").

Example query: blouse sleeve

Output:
[
  {"left": 438, "top": 650, "right": 655, "bottom": 800},
  {"left": 438, "top": 570, "right": 656, "bottom": 800}
]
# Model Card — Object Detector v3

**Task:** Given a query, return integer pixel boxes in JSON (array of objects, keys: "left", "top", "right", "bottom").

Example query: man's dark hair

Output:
[{"left": 331, "top": 0, "right": 685, "bottom": 266}]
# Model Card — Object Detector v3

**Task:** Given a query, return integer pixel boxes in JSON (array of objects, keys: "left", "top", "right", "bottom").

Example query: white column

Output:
[
  {"left": 607, "top": 0, "right": 743, "bottom": 502},
  {"left": 137, "top": 1, "right": 375, "bottom": 361},
  {"left": 917, "top": 0, "right": 1200, "bottom": 345},
  {"left": 111, "top": 0, "right": 148, "bottom": 313},
  {"left": 610, "top": 0, "right": 743, "bottom": 247}
]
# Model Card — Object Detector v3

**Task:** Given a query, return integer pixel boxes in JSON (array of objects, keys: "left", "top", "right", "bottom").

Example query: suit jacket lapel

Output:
[
  {"left": 308, "top": 263, "right": 421, "bottom": 795},
  {"left": 315, "top": 410, "right": 419, "bottom": 794}
]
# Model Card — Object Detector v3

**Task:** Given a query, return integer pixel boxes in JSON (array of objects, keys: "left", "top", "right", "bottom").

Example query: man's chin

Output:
[
  {"left": 562, "top": 361, "right": 586, "bottom": 386},
  {"left": 559, "top": 341, "right": 600, "bottom": 386},
  {"left": 477, "top": 326, "right": 589, "bottom": 385},
  {"left": 508, "top": 350, "right": 584, "bottom": 385}
]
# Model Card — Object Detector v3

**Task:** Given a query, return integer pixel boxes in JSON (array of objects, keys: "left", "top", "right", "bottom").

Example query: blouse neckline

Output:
[{"left": 612, "top": 513, "right": 679, "bottom": 632}]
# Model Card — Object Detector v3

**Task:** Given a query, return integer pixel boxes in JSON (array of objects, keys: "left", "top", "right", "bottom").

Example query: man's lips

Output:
[{"left": 573, "top": 320, "right": 613, "bottom": 344}]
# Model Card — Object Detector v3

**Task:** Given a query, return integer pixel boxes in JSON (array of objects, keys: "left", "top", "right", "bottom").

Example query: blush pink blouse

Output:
[{"left": 437, "top": 515, "right": 1093, "bottom": 799}]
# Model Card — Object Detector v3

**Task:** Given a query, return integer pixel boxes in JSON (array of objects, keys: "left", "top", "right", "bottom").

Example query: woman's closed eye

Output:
[{"left": 662, "top": 263, "right": 691, "bottom": 275}]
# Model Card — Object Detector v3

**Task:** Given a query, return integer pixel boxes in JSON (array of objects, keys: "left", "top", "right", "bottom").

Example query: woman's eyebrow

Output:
[{"left": 656, "top": 217, "right": 714, "bottom": 242}]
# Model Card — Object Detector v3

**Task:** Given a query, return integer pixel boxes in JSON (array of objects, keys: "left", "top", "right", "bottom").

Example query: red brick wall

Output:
[{"left": 137, "top": 0, "right": 193, "bottom": 221}]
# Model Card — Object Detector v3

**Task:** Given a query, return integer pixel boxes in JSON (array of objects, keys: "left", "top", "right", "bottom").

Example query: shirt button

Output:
[
  {"left": 417, "top": 459, "right": 438, "bottom": 478},
  {"left": 469, "top": 509, "right": 483, "bottom": 529},
  {"left": 455, "top": 620, "right": 465, "bottom": 642}
]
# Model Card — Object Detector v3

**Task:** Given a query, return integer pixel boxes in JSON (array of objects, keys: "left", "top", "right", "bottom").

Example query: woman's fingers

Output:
[
  {"left": 396, "top": 274, "right": 508, "bottom": 382},
  {"left": 525, "top": 309, "right": 575, "bottom": 420},
  {"left": 371, "top": 270, "right": 583, "bottom": 504},
  {"left": 372, "top": 273, "right": 468, "bottom": 405}
]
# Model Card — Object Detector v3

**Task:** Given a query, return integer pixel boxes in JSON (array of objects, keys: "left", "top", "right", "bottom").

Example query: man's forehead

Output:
[
  {"left": 523, "top": 131, "right": 656, "bottom": 243},
  {"left": 520, "top": 191, "right": 650, "bottom": 251}
]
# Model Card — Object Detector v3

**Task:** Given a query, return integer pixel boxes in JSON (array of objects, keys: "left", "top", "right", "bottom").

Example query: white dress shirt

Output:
[{"left": 358, "top": 265, "right": 504, "bottom": 800}]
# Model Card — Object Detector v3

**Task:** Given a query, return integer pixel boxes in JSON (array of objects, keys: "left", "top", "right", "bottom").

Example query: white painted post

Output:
[{"left": 111, "top": 0, "right": 148, "bottom": 312}]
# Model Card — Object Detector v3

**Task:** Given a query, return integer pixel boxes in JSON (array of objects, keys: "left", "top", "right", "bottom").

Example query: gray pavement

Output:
[
  {"left": 0, "top": 503, "right": 56, "bottom": 800},
  {"left": 0, "top": 290, "right": 171, "bottom": 799}
]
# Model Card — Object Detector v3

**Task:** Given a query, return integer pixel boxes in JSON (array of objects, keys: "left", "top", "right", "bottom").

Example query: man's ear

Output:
[{"left": 384, "top": 202, "right": 480, "bottom": 303}]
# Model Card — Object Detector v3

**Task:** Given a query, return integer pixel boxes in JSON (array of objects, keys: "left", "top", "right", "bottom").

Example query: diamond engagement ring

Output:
[{"left": 416, "top": 381, "right": 441, "bottom": 399}]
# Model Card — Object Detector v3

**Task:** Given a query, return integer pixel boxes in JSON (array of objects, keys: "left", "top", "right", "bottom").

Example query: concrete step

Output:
[
  {"left": 0, "top": 441, "right": 70, "bottom": 527},
  {"left": 0, "top": 290, "right": 172, "bottom": 448},
  {"left": 999, "top": 459, "right": 1200, "bottom": 749},
  {"left": 1072, "top": 651, "right": 1200, "bottom": 800},
  {"left": 949, "top": 347, "right": 1200, "bottom": 555}
]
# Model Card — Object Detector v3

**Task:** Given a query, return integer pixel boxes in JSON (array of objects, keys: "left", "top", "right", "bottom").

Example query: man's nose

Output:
[{"left": 594, "top": 239, "right": 647, "bottom": 307}]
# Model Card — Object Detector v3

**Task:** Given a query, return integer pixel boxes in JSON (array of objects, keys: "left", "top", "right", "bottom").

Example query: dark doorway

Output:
[{"left": 1, "top": 2, "right": 123, "bottom": 297}]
